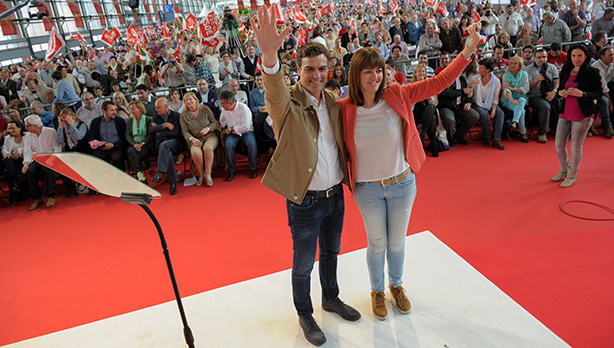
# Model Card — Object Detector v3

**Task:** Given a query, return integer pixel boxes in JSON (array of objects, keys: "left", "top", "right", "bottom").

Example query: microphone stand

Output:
[{"left": 121, "top": 193, "right": 195, "bottom": 348}]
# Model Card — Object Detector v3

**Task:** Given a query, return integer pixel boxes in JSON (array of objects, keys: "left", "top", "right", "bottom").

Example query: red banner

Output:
[
  {"left": 100, "top": 29, "right": 115, "bottom": 46},
  {"left": 250, "top": 0, "right": 257, "bottom": 10},
  {"left": 113, "top": 0, "right": 125, "bottom": 25},
  {"left": 238, "top": 0, "right": 244, "bottom": 12},
  {"left": 132, "top": 8, "right": 140, "bottom": 23},
  {"left": 200, "top": 12, "right": 219, "bottom": 39},
  {"left": 280, "top": 0, "right": 287, "bottom": 6},
  {"left": 67, "top": 1, "right": 84, "bottom": 28},
  {"left": 92, "top": 0, "right": 106, "bottom": 26},
  {"left": 143, "top": 0, "right": 151, "bottom": 22},
  {"left": 41, "top": 2, "right": 54, "bottom": 32},
  {"left": 111, "top": 27, "right": 122, "bottom": 40},
  {"left": 0, "top": 2, "right": 18, "bottom": 36},
  {"left": 264, "top": 0, "right": 270, "bottom": 6}
]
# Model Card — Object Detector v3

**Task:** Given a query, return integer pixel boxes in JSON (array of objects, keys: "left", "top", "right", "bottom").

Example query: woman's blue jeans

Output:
[{"left": 353, "top": 173, "right": 417, "bottom": 292}]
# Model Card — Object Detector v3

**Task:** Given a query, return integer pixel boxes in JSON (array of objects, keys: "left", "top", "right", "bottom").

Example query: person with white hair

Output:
[{"left": 21, "top": 115, "right": 64, "bottom": 210}]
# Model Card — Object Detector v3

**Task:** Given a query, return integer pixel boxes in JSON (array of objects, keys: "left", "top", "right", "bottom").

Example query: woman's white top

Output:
[
  {"left": 354, "top": 99, "right": 410, "bottom": 182},
  {"left": 1, "top": 135, "right": 24, "bottom": 157}
]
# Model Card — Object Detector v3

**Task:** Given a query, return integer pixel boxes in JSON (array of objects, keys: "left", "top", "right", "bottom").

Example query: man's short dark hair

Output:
[
  {"left": 51, "top": 70, "right": 63, "bottom": 81},
  {"left": 550, "top": 42, "right": 562, "bottom": 51},
  {"left": 385, "top": 59, "right": 396, "bottom": 69},
  {"left": 494, "top": 44, "right": 504, "bottom": 51},
  {"left": 535, "top": 48, "right": 547, "bottom": 55},
  {"left": 296, "top": 42, "right": 329, "bottom": 68},
  {"left": 593, "top": 31, "right": 608, "bottom": 44},
  {"left": 91, "top": 71, "right": 101, "bottom": 81},
  {"left": 392, "top": 46, "right": 402, "bottom": 53},
  {"left": 219, "top": 90, "right": 236, "bottom": 102},
  {"left": 186, "top": 54, "right": 197, "bottom": 64},
  {"left": 135, "top": 84, "right": 149, "bottom": 92},
  {"left": 523, "top": 44, "right": 535, "bottom": 52},
  {"left": 418, "top": 51, "right": 428, "bottom": 57},
  {"left": 439, "top": 51, "right": 450, "bottom": 57},
  {"left": 324, "top": 79, "right": 341, "bottom": 90},
  {"left": 101, "top": 100, "right": 114, "bottom": 111}
]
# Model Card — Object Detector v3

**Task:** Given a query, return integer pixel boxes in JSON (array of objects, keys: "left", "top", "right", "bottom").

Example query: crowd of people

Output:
[{"left": 1, "top": 0, "right": 612, "bottom": 211}]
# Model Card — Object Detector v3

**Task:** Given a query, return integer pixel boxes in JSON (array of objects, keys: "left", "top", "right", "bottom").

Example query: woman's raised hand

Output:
[{"left": 250, "top": 6, "right": 292, "bottom": 68}]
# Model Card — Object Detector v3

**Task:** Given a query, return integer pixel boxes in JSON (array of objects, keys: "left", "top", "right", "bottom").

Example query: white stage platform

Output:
[{"left": 4, "top": 231, "right": 571, "bottom": 348}]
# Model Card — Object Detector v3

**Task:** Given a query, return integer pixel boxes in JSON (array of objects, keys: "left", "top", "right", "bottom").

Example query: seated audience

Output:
[
  {"left": 150, "top": 97, "right": 184, "bottom": 196},
  {"left": 89, "top": 101, "right": 127, "bottom": 171},
  {"left": 126, "top": 101, "right": 154, "bottom": 183},
  {"left": 501, "top": 56, "right": 530, "bottom": 143}
]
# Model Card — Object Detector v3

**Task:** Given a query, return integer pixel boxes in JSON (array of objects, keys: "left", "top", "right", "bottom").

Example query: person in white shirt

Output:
[
  {"left": 499, "top": 5, "right": 524, "bottom": 45},
  {"left": 228, "top": 78, "right": 248, "bottom": 105},
  {"left": 21, "top": 115, "right": 67, "bottom": 210},
  {"left": 219, "top": 90, "right": 258, "bottom": 180}
]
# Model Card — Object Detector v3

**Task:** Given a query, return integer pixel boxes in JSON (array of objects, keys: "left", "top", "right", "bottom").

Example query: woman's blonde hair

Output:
[
  {"left": 411, "top": 64, "right": 428, "bottom": 83},
  {"left": 128, "top": 100, "right": 147, "bottom": 116},
  {"left": 509, "top": 55, "right": 525, "bottom": 71},
  {"left": 113, "top": 91, "right": 129, "bottom": 107},
  {"left": 183, "top": 92, "right": 199, "bottom": 111}
]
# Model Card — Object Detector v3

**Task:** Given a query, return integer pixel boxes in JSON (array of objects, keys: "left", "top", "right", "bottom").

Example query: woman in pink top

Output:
[{"left": 554, "top": 44, "right": 602, "bottom": 187}]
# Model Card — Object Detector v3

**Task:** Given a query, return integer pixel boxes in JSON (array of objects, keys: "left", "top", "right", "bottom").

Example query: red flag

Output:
[
  {"left": 127, "top": 24, "right": 138, "bottom": 40},
  {"left": 238, "top": 0, "right": 245, "bottom": 12},
  {"left": 69, "top": 32, "right": 87, "bottom": 44},
  {"left": 200, "top": 12, "right": 219, "bottom": 39},
  {"left": 472, "top": 10, "right": 481, "bottom": 24},
  {"left": 264, "top": 0, "right": 270, "bottom": 5},
  {"left": 173, "top": 44, "right": 181, "bottom": 60},
  {"left": 436, "top": 1, "right": 449, "bottom": 17},
  {"left": 100, "top": 29, "right": 115, "bottom": 47},
  {"left": 145, "top": 26, "right": 157, "bottom": 38},
  {"left": 423, "top": 0, "right": 438, "bottom": 8},
  {"left": 163, "top": 24, "right": 171, "bottom": 41},
  {"left": 519, "top": 0, "right": 537, "bottom": 6},
  {"left": 292, "top": 8, "right": 308, "bottom": 23},
  {"left": 255, "top": 55, "right": 262, "bottom": 73},
  {"left": 274, "top": 4, "right": 286, "bottom": 25},
  {"left": 537, "top": 37, "right": 544, "bottom": 46},
  {"left": 390, "top": 0, "right": 400, "bottom": 14},
  {"left": 186, "top": 13, "right": 197, "bottom": 31},
  {"left": 113, "top": 0, "right": 125, "bottom": 24},
  {"left": 250, "top": 0, "right": 257, "bottom": 10},
  {"left": 0, "top": 1, "right": 18, "bottom": 36},
  {"left": 407, "top": 0, "right": 416, "bottom": 6},
  {"left": 46, "top": 27, "right": 64, "bottom": 60},
  {"left": 87, "top": 48, "right": 96, "bottom": 60},
  {"left": 40, "top": 3, "right": 54, "bottom": 31},
  {"left": 67, "top": 1, "right": 84, "bottom": 28},
  {"left": 92, "top": 0, "right": 106, "bottom": 26},
  {"left": 111, "top": 27, "right": 121, "bottom": 40},
  {"left": 142, "top": 0, "right": 151, "bottom": 22}
]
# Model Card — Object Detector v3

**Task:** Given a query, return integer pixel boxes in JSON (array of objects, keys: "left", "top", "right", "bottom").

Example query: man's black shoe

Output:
[
  {"left": 322, "top": 297, "right": 361, "bottom": 322},
  {"left": 298, "top": 315, "right": 326, "bottom": 346},
  {"left": 226, "top": 171, "right": 235, "bottom": 181},
  {"left": 152, "top": 173, "right": 162, "bottom": 183},
  {"left": 250, "top": 169, "right": 258, "bottom": 178},
  {"left": 455, "top": 134, "right": 469, "bottom": 145},
  {"left": 169, "top": 183, "right": 177, "bottom": 195}
]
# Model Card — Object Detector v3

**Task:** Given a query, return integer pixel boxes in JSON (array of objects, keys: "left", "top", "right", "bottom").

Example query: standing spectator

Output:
[
  {"left": 372, "top": 35, "right": 390, "bottom": 59},
  {"left": 483, "top": 8, "right": 501, "bottom": 37},
  {"left": 418, "top": 23, "right": 443, "bottom": 69},
  {"left": 388, "top": 18, "right": 405, "bottom": 44},
  {"left": 241, "top": 45, "right": 259, "bottom": 80},
  {"left": 189, "top": 53, "right": 216, "bottom": 88},
  {"left": 76, "top": 92, "right": 102, "bottom": 127},
  {"left": 89, "top": 100, "right": 126, "bottom": 171},
  {"left": 439, "top": 18, "right": 463, "bottom": 55},
  {"left": 52, "top": 71, "right": 81, "bottom": 111},
  {"left": 407, "top": 14, "right": 425, "bottom": 45},
  {"left": 0, "top": 69, "right": 17, "bottom": 98},
  {"left": 561, "top": 0, "right": 587, "bottom": 41},
  {"left": 499, "top": 5, "right": 524, "bottom": 45},
  {"left": 540, "top": 11, "right": 572, "bottom": 45},
  {"left": 37, "top": 60, "right": 54, "bottom": 87},
  {"left": 182, "top": 55, "right": 198, "bottom": 86},
  {"left": 107, "top": 56, "right": 125, "bottom": 81},
  {"left": 390, "top": 34, "right": 410, "bottom": 56},
  {"left": 524, "top": 7, "right": 541, "bottom": 34},
  {"left": 249, "top": 73, "right": 267, "bottom": 115},
  {"left": 591, "top": 7, "right": 614, "bottom": 37},
  {"left": 553, "top": 44, "right": 602, "bottom": 187}
]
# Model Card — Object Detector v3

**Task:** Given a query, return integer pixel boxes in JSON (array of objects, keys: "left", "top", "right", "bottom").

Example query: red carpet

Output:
[{"left": 1, "top": 134, "right": 613, "bottom": 347}]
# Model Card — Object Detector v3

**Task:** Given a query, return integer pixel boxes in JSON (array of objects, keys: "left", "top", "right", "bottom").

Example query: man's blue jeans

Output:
[
  {"left": 224, "top": 132, "right": 257, "bottom": 172},
  {"left": 286, "top": 187, "right": 344, "bottom": 318}
]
